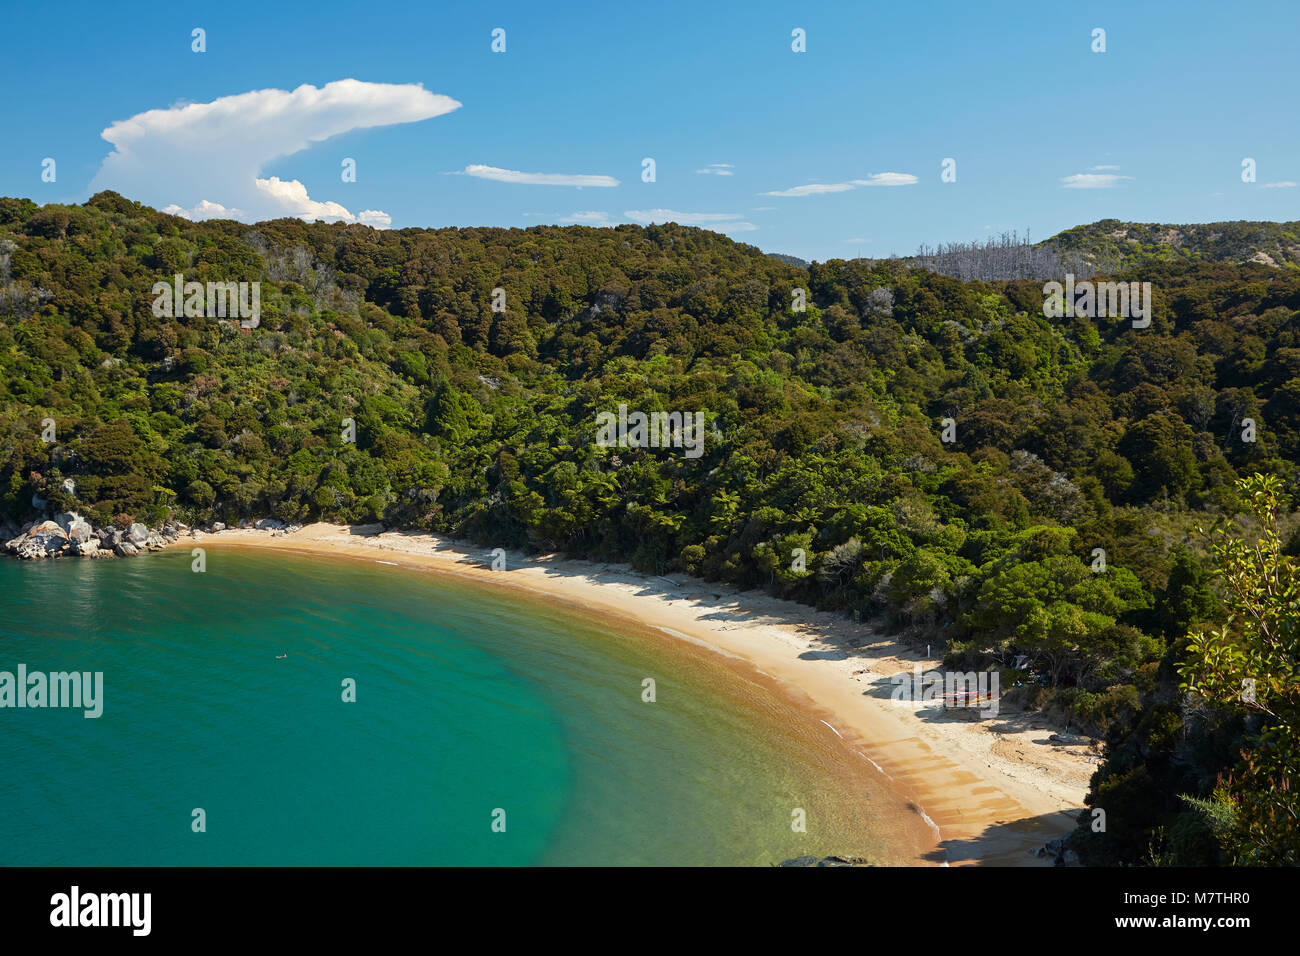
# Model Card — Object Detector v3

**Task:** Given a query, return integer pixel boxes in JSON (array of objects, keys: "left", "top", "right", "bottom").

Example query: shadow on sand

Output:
[{"left": 925, "top": 809, "right": 1084, "bottom": 866}]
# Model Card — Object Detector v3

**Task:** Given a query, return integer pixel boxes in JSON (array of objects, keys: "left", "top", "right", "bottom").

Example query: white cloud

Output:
[
  {"left": 161, "top": 199, "right": 247, "bottom": 221},
  {"left": 1061, "top": 172, "right": 1133, "bottom": 189},
  {"left": 850, "top": 172, "right": 918, "bottom": 187},
  {"left": 763, "top": 182, "right": 855, "bottom": 197},
  {"left": 1089, "top": 164, "right": 1121, "bottom": 171},
  {"left": 462, "top": 164, "right": 619, "bottom": 187},
  {"left": 696, "top": 164, "right": 735, "bottom": 176},
  {"left": 254, "top": 176, "right": 354, "bottom": 221},
  {"left": 624, "top": 209, "right": 756, "bottom": 232},
  {"left": 844, "top": 237, "right": 872, "bottom": 243},
  {"left": 625, "top": 209, "right": 739, "bottom": 223},
  {"left": 1262, "top": 181, "right": 1298, "bottom": 189},
  {"left": 164, "top": 178, "right": 396, "bottom": 228},
  {"left": 90, "top": 79, "right": 459, "bottom": 225},
  {"left": 561, "top": 210, "right": 613, "bottom": 224},
  {"left": 763, "top": 172, "right": 916, "bottom": 196}
]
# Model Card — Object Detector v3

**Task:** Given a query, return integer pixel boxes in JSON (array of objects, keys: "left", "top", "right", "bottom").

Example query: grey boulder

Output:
[
  {"left": 6, "top": 521, "right": 69, "bottom": 559},
  {"left": 67, "top": 516, "right": 95, "bottom": 543},
  {"left": 72, "top": 538, "right": 105, "bottom": 557}
]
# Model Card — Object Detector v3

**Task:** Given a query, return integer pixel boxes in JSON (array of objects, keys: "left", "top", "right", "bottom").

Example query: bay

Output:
[{"left": 0, "top": 550, "right": 928, "bottom": 865}]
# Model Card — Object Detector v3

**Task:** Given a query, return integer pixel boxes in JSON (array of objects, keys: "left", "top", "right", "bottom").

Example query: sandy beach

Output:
[{"left": 189, "top": 522, "right": 1095, "bottom": 866}]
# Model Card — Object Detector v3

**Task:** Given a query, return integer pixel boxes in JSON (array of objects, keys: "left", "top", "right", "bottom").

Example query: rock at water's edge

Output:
[{"left": 5, "top": 521, "right": 69, "bottom": 559}]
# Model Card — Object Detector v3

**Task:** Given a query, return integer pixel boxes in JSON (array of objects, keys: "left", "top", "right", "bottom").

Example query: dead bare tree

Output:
[{"left": 907, "top": 230, "right": 1117, "bottom": 281}]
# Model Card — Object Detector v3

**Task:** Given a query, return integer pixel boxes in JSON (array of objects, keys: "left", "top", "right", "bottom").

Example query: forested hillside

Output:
[
  {"left": 3, "top": 191, "right": 1299, "bottom": 863},
  {"left": 1051, "top": 218, "right": 1300, "bottom": 271},
  {"left": 881, "top": 219, "right": 1300, "bottom": 282}
]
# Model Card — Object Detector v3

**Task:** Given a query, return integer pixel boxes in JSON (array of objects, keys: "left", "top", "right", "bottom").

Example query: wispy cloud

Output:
[
  {"left": 1089, "top": 164, "right": 1121, "bottom": 171},
  {"left": 1061, "top": 171, "right": 1133, "bottom": 189},
  {"left": 696, "top": 164, "right": 735, "bottom": 176},
  {"left": 92, "top": 79, "right": 459, "bottom": 226},
  {"left": 852, "top": 172, "right": 917, "bottom": 187},
  {"left": 763, "top": 182, "right": 855, "bottom": 197},
  {"left": 763, "top": 172, "right": 916, "bottom": 196},
  {"left": 624, "top": 209, "right": 756, "bottom": 232},
  {"left": 1262, "top": 181, "right": 1298, "bottom": 189},
  {"left": 462, "top": 164, "right": 619, "bottom": 187},
  {"left": 560, "top": 210, "right": 614, "bottom": 224}
]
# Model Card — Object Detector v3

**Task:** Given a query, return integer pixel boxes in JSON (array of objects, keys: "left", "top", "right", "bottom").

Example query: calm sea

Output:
[{"left": 0, "top": 548, "right": 928, "bottom": 865}]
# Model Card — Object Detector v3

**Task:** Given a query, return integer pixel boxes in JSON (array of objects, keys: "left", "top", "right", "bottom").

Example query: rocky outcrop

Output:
[
  {"left": 4, "top": 511, "right": 182, "bottom": 561},
  {"left": 6, "top": 520, "right": 69, "bottom": 559},
  {"left": 1033, "top": 838, "right": 1080, "bottom": 866},
  {"left": 1, "top": 510, "right": 304, "bottom": 561},
  {"left": 67, "top": 516, "right": 95, "bottom": 544},
  {"left": 778, "top": 855, "right": 875, "bottom": 867},
  {"left": 251, "top": 518, "right": 303, "bottom": 537},
  {"left": 72, "top": 538, "right": 108, "bottom": 557}
]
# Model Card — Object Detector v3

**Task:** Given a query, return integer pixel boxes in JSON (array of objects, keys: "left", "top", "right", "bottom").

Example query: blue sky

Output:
[{"left": 3, "top": 0, "right": 1298, "bottom": 261}]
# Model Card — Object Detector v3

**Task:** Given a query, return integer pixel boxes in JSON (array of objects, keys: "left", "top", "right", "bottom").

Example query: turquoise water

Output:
[{"left": 0, "top": 549, "right": 925, "bottom": 865}]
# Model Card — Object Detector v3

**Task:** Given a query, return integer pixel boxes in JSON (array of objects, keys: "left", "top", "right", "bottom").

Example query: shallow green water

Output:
[{"left": 0, "top": 549, "right": 923, "bottom": 865}]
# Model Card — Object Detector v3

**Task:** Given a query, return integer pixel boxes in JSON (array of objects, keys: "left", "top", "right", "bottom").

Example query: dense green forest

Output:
[{"left": 2, "top": 191, "right": 1298, "bottom": 864}]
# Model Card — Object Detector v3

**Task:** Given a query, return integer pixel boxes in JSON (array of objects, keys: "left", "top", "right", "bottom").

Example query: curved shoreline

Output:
[{"left": 189, "top": 522, "right": 1093, "bottom": 866}]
